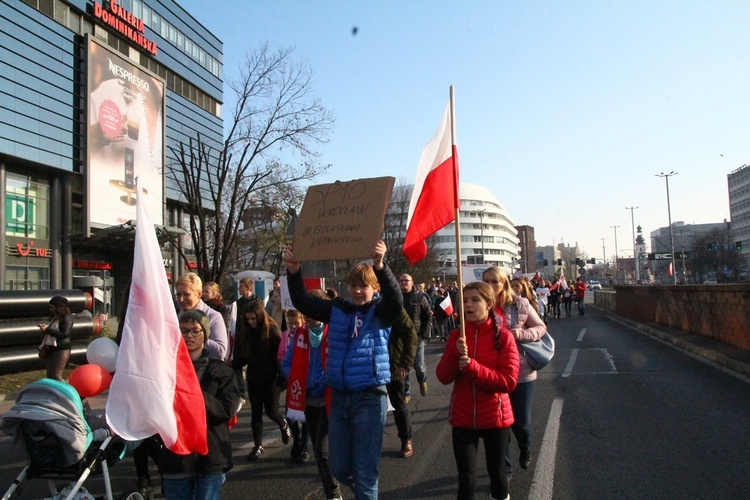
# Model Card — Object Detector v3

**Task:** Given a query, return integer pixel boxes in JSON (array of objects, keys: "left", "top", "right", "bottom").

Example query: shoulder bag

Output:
[{"left": 519, "top": 332, "right": 555, "bottom": 371}]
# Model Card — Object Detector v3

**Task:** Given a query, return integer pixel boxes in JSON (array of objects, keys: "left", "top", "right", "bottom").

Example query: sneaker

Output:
[
  {"left": 399, "top": 439, "right": 413, "bottom": 458},
  {"left": 419, "top": 382, "right": 428, "bottom": 396},
  {"left": 281, "top": 422, "right": 291, "bottom": 445},
  {"left": 247, "top": 445, "right": 264, "bottom": 461}
]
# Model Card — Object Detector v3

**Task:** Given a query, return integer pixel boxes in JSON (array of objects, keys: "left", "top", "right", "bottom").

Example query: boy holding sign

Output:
[{"left": 283, "top": 240, "right": 402, "bottom": 499}]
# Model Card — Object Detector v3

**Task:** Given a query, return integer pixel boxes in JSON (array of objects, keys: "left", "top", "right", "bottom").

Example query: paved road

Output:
[{"left": 2, "top": 306, "right": 750, "bottom": 499}]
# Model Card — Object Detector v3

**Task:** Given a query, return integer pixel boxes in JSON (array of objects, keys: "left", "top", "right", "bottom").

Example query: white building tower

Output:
[{"left": 433, "top": 183, "right": 520, "bottom": 278}]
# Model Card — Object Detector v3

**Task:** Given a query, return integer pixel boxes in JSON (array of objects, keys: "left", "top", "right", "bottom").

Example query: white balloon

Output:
[{"left": 86, "top": 337, "right": 119, "bottom": 373}]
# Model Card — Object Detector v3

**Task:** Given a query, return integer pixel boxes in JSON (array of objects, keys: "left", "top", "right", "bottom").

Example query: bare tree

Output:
[
  {"left": 167, "top": 44, "right": 334, "bottom": 283},
  {"left": 383, "top": 178, "right": 441, "bottom": 284}
]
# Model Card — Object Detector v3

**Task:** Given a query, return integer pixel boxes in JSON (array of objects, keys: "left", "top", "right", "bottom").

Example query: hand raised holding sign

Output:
[
  {"left": 371, "top": 240, "right": 387, "bottom": 270},
  {"left": 283, "top": 247, "right": 300, "bottom": 274}
]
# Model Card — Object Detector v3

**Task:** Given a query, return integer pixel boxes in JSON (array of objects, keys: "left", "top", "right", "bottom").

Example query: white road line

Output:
[
  {"left": 576, "top": 328, "right": 586, "bottom": 342},
  {"left": 562, "top": 348, "right": 578, "bottom": 378},
  {"left": 528, "top": 397, "right": 563, "bottom": 500}
]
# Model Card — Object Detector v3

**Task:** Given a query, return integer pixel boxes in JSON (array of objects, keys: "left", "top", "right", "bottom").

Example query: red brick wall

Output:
[{"left": 614, "top": 284, "right": 750, "bottom": 352}]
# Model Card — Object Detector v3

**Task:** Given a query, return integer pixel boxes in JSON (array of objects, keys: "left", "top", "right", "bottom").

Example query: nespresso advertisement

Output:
[{"left": 86, "top": 37, "right": 165, "bottom": 232}]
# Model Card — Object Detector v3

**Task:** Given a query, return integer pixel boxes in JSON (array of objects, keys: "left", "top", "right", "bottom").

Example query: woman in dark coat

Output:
[{"left": 38, "top": 296, "right": 73, "bottom": 380}]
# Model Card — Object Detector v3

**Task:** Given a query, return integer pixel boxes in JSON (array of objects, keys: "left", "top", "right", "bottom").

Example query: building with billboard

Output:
[
  {"left": 728, "top": 164, "right": 750, "bottom": 258},
  {"left": 1, "top": 0, "right": 223, "bottom": 313}
]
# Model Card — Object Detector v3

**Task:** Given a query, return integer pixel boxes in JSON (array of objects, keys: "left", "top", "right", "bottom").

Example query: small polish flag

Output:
[
  {"left": 668, "top": 263, "right": 673, "bottom": 276},
  {"left": 439, "top": 295, "right": 454, "bottom": 316}
]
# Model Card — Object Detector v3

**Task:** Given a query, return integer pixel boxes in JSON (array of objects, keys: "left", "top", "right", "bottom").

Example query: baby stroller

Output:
[{"left": 0, "top": 378, "right": 140, "bottom": 500}]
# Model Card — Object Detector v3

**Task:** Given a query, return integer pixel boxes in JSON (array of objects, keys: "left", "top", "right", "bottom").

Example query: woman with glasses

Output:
[
  {"left": 175, "top": 273, "right": 228, "bottom": 360},
  {"left": 160, "top": 309, "right": 241, "bottom": 499}
]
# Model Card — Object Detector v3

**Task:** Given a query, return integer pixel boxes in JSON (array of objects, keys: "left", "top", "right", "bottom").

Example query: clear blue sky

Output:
[{"left": 180, "top": 0, "right": 748, "bottom": 262}]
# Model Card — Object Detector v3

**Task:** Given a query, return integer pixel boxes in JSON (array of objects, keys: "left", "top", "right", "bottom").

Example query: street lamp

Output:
[
  {"left": 610, "top": 226, "right": 620, "bottom": 284},
  {"left": 655, "top": 171, "right": 679, "bottom": 285},
  {"left": 626, "top": 206, "right": 639, "bottom": 282}
]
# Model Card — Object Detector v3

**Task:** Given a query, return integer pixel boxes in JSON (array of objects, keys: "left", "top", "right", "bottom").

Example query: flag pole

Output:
[{"left": 448, "top": 85, "right": 466, "bottom": 340}]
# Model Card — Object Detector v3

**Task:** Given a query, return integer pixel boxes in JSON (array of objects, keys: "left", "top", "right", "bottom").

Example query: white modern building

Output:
[
  {"left": 728, "top": 164, "right": 750, "bottom": 257},
  {"left": 433, "top": 183, "right": 519, "bottom": 277}
]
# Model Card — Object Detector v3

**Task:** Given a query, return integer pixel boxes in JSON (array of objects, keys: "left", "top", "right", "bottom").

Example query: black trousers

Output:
[
  {"left": 452, "top": 426, "right": 510, "bottom": 500},
  {"left": 386, "top": 378, "right": 412, "bottom": 441},
  {"left": 247, "top": 378, "right": 285, "bottom": 446},
  {"left": 305, "top": 404, "right": 340, "bottom": 498}
]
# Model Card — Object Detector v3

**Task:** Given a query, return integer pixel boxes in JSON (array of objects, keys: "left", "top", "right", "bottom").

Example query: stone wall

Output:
[{"left": 612, "top": 284, "right": 750, "bottom": 352}]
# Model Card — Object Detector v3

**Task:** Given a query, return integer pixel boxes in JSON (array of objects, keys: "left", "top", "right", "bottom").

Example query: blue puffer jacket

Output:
[{"left": 326, "top": 304, "right": 391, "bottom": 391}]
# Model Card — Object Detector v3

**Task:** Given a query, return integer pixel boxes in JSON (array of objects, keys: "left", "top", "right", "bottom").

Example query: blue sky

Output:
[{"left": 180, "top": 0, "right": 748, "bottom": 261}]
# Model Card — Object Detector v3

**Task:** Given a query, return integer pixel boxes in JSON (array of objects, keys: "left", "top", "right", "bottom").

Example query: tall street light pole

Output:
[
  {"left": 600, "top": 237, "right": 606, "bottom": 281},
  {"left": 625, "top": 206, "right": 639, "bottom": 282},
  {"left": 656, "top": 171, "right": 679, "bottom": 285},
  {"left": 610, "top": 226, "right": 620, "bottom": 284}
]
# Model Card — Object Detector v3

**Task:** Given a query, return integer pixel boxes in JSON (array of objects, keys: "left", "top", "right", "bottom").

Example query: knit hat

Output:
[
  {"left": 49, "top": 296, "right": 69, "bottom": 308},
  {"left": 179, "top": 309, "right": 211, "bottom": 343}
]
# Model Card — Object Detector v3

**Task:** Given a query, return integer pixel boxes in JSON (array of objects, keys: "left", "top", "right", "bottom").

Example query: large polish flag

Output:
[
  {"left": 106, "top": 185, "right": 208, "bottom": 455},
  {"left": 403, "top": 101, "right": 459, "bottom": 264}
]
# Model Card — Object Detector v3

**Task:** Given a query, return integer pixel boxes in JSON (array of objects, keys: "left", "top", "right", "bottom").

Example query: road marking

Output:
[
  {"left": 576, "top": 328, "right": 587, "bottom": 342},
  {"left": 528, "top": 397, "right": 563, "bottom": 500},
  {"left": 562, "top": 348, "right": 578, "bottom": 378}
]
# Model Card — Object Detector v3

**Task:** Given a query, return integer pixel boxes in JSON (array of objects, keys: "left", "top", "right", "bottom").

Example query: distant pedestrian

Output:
[{"left": 400, "top": 273, "right": 432, "bottom": 402}]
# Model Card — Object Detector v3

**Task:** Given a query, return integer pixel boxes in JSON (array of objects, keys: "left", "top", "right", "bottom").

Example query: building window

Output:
[
  {"left": 6, "top": 174, "right": 50, "bottom": 240},
  {"left": 6, "top": 266, "right": 50, "bottom": 291}
]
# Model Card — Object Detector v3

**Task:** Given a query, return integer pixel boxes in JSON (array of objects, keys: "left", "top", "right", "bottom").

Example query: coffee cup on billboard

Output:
[{"left": 127, "top": 118, "right": 140, "bottom": 141}]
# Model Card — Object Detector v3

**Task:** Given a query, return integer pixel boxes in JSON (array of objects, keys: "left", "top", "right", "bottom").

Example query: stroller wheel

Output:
[{"left": 119, "top": 492, "right": 146, "bottom": 500}]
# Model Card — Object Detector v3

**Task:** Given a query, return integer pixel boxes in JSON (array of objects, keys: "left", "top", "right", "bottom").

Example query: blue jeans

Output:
[
  {"left": 162, "top": 472, "right": 224, "bottom": 500},
  {"left": 577, "top": 297, "right": 586, "bottom": 315},
  {"left": 405, "top": 339, "right": 427, "bottom": 396},
  {"left": 328, "top": 388, "right": 387, "bottom": 500},
  {"left": 506, "top": 381, "right": 536, "bottom": 477}
]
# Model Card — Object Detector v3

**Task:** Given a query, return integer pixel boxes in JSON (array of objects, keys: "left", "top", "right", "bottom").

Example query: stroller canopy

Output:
[{"left": 0, "top": 378, "right": 93, "bottom": 467}]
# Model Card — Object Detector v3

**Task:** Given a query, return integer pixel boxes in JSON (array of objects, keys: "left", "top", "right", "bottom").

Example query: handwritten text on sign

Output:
[{"left": 292, "top": 177, "right": 395, "bottom": 262}]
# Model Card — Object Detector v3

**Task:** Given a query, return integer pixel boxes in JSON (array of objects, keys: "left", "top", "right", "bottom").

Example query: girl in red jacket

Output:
[{"left": 437, "top": 281, "right": 519, "bottom": 500}]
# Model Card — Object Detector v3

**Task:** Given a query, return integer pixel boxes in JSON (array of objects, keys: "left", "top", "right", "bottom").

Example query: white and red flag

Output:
[
  {"left": 668, "top": 263, "right": 673, "bottom": 276},
  {"left": 439, "top": 295, "right": 454, "bottom": 316},
  {"left": 403, "top": 101, "right": 459, "bottom": 264},
  {"left": 106, "top": 183, "right": 208, "bottom": 455}
]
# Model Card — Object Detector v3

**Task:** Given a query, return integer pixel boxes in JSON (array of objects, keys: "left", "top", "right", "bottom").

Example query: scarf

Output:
[{"left": 286, "top": 323, "right": 328, "bottom": 422}]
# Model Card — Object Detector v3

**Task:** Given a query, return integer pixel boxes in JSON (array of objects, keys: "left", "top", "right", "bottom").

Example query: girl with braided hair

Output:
[{"left": 436, "top": 281, "right": 519, "bottom": 500}]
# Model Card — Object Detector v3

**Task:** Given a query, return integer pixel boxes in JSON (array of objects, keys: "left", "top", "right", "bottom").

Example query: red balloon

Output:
[{"left": 68, "top": 364, "right": 112, "bottom": 398}]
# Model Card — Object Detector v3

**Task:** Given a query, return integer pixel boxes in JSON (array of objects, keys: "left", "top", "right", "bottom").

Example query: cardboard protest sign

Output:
[{"left": 292, "top": 176, "right": 395, "bottom": 262}]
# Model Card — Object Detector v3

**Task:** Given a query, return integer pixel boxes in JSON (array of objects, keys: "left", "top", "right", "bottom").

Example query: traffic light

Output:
[
  {"left": 737, "top": 241, "right": 742, "bottom": 251},
  {"left": 707, "top": 243, "right": 713, "bottom": 251},
  {"left": 588, "top": 258, "right": 596, "bottom": 264}
]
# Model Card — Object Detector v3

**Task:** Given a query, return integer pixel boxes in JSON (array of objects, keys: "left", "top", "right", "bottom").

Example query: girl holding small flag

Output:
[{"left": 282, "top": 289, "right": 340, "bottom": 499}]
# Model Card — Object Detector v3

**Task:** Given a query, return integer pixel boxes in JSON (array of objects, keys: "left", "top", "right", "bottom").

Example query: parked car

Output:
[{"left": 589, "top": 280, "right": 602, "bottom": 290}]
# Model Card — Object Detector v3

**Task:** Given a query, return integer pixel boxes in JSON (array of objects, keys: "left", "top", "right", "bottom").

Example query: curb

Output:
[{"left": 597, "top": 306, "right": 750, "bottom": 380}]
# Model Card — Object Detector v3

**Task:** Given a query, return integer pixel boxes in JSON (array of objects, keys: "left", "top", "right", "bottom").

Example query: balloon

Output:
[
  {"left": 68, "top": 364, "right": 112, "bottom": 398},
  {"left": 87, "top": 337, "right": 119, "bottom": 373}
]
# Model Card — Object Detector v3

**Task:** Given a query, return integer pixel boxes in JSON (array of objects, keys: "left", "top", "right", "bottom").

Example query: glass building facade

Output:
[{"left": 0, "top": 0, "right": 223, "bottom": 312}]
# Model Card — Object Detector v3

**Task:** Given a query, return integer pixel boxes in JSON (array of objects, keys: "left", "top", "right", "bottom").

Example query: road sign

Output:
[{"left": 647, "top": 252, "right": 689, "bottom": 260}]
